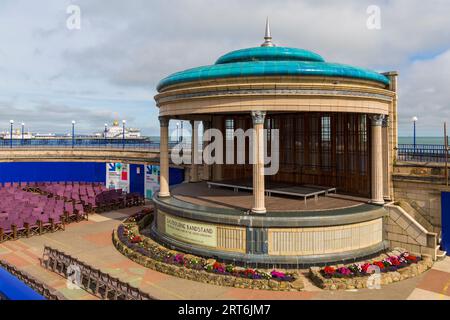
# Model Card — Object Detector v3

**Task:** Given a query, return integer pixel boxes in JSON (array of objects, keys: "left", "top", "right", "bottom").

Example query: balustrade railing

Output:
[{"left": 397, "top": 144, "right": 449, "bottom": 163}]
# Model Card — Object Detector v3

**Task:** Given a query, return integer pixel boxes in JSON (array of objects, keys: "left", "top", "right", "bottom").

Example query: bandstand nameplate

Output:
[{"left": 165, "top": 214, "right": 217, "bottom": 247}]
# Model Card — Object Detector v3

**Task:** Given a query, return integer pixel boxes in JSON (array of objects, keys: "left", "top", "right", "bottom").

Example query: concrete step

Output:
[{"left": 436, "top": 248, "right": 447, "bottom": 261}]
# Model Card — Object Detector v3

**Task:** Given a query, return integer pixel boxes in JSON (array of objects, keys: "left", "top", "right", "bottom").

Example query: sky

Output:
[{"left": 0, "top": 0, "right": 449, "bottom": 137}]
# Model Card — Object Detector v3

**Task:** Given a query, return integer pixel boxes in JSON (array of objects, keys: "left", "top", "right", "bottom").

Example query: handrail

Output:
[
  {"left": 0, "top": 139, "right": 189, "bottom": 151},
  {"left": 397, "top": 144, "right": 449, "bottom": 163}
]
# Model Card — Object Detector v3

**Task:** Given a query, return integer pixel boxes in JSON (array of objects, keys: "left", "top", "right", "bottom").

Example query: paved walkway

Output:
[{"left": 0, "top": 206, "right": 449, "bottom": 300}]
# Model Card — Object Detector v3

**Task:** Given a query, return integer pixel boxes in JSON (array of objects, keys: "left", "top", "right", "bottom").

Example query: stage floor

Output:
[{"left": 172, "top": 182, "right": 367, "bottom": 212}]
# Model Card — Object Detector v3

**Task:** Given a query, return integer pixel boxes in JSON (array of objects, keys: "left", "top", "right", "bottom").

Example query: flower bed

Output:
[
  {"left": 113, "top": 215, "right": 304, "bottom": 291},
  {"left": 118, "top": 224, "right": 296, "bottom": 282},
  {"left": 309, "top": 249, "right": 433, "bottom": 290},
  {"left": 320, "top": 252, "right": 421, "bottom": 279}
]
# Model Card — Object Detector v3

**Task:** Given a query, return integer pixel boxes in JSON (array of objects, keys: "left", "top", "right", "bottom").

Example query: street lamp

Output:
[
  {"left": 122, "top": 120, "right": 126, "bottom": 149},
  {"left": 21, "top": 122, "right": 25, "bottom": 145},
  {"left": 104, "top": 123, "right": 108, "bottom": 143},
  {"left": 412, "top": 116, "right": 418, "bottom": 151},
  {"left": 181, "top": 121, "right": 184, "bottom": 147},
  {"left": 9, "top": 120, "right": 14, "bottom": 148},
  {"left": 72, "top": 120, "right": 76, "bottom": 148}
]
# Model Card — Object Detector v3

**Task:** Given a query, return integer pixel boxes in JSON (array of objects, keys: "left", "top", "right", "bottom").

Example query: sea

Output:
[{"left": 398, "top": 137, "right": 447, "bottom": 145}]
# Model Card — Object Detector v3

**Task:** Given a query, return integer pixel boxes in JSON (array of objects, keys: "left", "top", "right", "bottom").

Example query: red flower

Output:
[
  {"left": 406, "top": 255, "right": 417, "bottom": 262},
  {"left": 362, "top": 263, "right": 371, "bottom": 273},
  {"left": 131, "top": 235, "right": 142, "bottom": 243},
  {"left": 323, "top": 266, "right": 336, "bottom": 275},
  {"left": 373, "top": 261, "right": 385, "bottom": 269},
  {"left": 244, "top": 269, "right": 256, "bottom": 275}
]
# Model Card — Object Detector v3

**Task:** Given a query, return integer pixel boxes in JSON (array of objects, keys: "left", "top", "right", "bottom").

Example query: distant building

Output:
[
  {"left": 1, "top": 120, "right": 143, "bottom": 139},
  {"left": 95, "top": 120, "right": 142, "bottom": 139}
]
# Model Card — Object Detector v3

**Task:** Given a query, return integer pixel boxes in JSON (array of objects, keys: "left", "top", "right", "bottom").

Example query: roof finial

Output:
[{"left": 261, "top": 17, "right": 275, "bottom": 47}]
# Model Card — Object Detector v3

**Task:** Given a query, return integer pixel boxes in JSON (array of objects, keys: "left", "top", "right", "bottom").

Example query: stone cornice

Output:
[{"left": 157, "top": 88, "right": 393, "bottom": 105}]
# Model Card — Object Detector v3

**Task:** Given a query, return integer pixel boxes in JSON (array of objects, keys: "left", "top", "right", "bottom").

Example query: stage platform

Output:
[
  {"left": 174, "top": 181, "right": 362, "bottom": 212},
  {"left": 151, "top": 181, "right": 388, "bottom": 266},
  {"left": 207, "top": 180, "right": 336, "bottom": 205}
]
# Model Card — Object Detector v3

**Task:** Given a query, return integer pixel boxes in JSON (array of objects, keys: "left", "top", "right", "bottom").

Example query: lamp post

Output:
[
  {"left": 181, "top": 121, "right": 184, "bottom": 147},
  {"left": 9, "top": 120, "right": 14, "bottom": 148},
  {"left": 104, "top": 123, "right": 108, "bottom": 144},
  {"left": 122, "top": 120, "right": 126, "bottom": 149},
  {"left": 412, "top": 116, "right": 418, "bottom": 151},
  {"left": 176, "top": 122, "right": 180, "bottom": 144},
  {"left": 21, "top": 122, "right": 25, "bottom": 145},
  {"left": 72, "top": 120, "right": 76, "bottom": 149}
]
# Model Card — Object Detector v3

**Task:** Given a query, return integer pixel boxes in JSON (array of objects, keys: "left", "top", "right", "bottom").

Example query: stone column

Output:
[
  {"left": 382, "top": 116, "right": 391, "bottom": 200},
  {"left": 190, "top": 120, "right": 200, "bottom": 182},
  {"left": 159, "top": 117, "right": 170, "bottom": 198},
  {"left": 212, "top": 116, "right": 223, "bottom": 181},
  {"left": 251, "top": 111, "right": 266, "bottom": 214},
  {"left": 385, "top": 72, "right": 398, "bottom": 201},
  {"left": 202, "top": 120, "right": 211, "bottom": 181},
  {"left": 370, "top": 114, "right": 385, "bottom": 205}
]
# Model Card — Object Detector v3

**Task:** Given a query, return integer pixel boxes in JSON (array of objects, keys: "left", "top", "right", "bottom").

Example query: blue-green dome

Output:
[
  {"left": 157, "top": 46, "right": 389, "bottom": 91},
  {"left": 215, "top": 47, "right": 325, "bottom": 64}
]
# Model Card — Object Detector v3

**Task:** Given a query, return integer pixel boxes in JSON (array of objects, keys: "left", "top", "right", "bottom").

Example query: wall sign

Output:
[
  {"left": 144, "top": 165, "right": 160, "bottom": 199},
  {"left": 106, "top": 163, "right": 130, "bottom": 192},
  {"left": 165, "top": 214, "right": 217, "bottom": 247}
]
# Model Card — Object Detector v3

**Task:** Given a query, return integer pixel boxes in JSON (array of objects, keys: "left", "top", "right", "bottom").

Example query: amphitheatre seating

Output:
[
  {"left": 0, "top": 181, "right": 145, "bottom": 243},
  {"left": 0, "top": 184, "right": 66, "bottom": 242}
]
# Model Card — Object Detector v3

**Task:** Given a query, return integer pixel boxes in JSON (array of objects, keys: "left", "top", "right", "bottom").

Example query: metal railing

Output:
[
  {"left": 397, "top": 144, "right": 450, "bottom": 163},
  {"left": 0, "top": 139, "right": 193, "bottom": 151},
  {"left": 41, "top": 246, "right": 154, "bottom": 300},
  {"left": 0, "top": 138, "right": 166, "bottom": 150}
]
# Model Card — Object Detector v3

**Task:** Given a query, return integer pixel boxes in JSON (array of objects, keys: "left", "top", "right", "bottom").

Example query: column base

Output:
[
  {"left": 158, "top": 192, "right": 171, "bottom": 198},
  {"left": 370, "top": 199, "right": 385, "bottom": 206},
  {"left": 251, "top": 208, "right": 267, "bottom": 215}
]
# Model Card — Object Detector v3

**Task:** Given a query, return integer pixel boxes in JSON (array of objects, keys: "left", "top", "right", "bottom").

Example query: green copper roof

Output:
[
  {"left": 215, "top": 47, "right": 325, "bottom": 64},
  {"left": 157, "top": 46, "right": 390, "bottom": 91}
]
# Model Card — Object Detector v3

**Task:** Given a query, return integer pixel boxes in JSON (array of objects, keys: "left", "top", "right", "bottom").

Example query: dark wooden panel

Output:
[{"left": 213, "top": 113, "right": 371, "bottom": 197}]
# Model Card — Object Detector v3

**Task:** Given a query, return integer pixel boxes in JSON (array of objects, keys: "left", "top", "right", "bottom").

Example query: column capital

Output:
[
  {"left": 369, "top": 114, "right": 385, "bottom": 126},
  {"left": 382, "top": 115, "right": 390, "bottom": 128},
  {"left": 251, "top": 111, "right": 266, "bottom": 125},
  {"left": 159, "top": 116, "right": 170, "bottom": 127}
]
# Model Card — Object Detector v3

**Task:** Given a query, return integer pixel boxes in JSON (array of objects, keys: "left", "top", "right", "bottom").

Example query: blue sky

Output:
[{"left": 0, "top": 0, "right": 449, "bottom": 136}]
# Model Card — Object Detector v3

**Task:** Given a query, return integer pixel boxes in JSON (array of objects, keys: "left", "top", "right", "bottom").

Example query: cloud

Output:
[
  {"left": 0, "top": 0, "right": 449, "bottom": 136},
  {"left": 398, "top": 49, "right": 450, "bottom": 135}
]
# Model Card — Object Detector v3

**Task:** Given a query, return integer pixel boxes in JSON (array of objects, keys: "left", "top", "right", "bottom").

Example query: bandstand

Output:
[{"left": 151, "top": 23, "right": 399, "bottom": 266}]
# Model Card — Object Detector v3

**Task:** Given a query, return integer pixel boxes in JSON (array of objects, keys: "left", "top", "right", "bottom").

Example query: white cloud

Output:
[{"left": 0, "top": 0, "right": 449, "bottom": 136}]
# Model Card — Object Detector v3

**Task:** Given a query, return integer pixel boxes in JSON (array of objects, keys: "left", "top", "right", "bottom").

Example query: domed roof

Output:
[
  {"left": 215, "top": 46, "right": 325, "bottom": 64},
  {"left": 157, "top": 23, "right": 389, "bottom": 92}
]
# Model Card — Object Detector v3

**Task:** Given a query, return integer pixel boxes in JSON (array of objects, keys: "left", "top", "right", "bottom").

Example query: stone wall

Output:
[
  {"left": 393, "top": 179, "right": 446, "bottom": 231},
  {"left": 385, "top": 204, "right": 438, "bottom": 259},
  {"left": 0, "top": 148, "right": 160, "bottom": 164}
]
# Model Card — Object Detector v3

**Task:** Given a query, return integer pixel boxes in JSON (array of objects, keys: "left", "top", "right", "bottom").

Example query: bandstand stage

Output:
[{"left": 151, "top": 23, "right": 399, "bottom": 266}]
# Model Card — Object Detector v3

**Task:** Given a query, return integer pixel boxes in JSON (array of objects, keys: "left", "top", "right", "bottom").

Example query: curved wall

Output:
[{"left": 152, "top": 194, "right": 388, "bottom": 266}]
